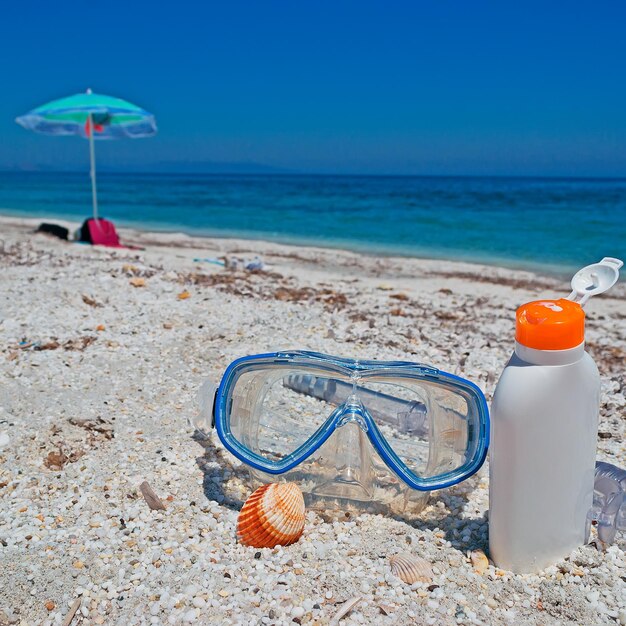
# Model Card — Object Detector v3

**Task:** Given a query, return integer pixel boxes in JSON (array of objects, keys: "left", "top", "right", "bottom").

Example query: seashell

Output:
[
  {"left": 237, "top": 482, "right": 305, "bottom": 548},
  {"left": 470, "top": 549, "right": 489, "bottom": 574},
  {"left": 330, "top": 597, "right": 363, "bottom": 624},
  {"left": 389, "top": 552, "right": 433, "bottom": 584}
]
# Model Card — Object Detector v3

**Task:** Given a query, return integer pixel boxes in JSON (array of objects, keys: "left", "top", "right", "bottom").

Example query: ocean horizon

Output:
[{"left": 1, "top": 171, "right": 624, "bottom": 276}]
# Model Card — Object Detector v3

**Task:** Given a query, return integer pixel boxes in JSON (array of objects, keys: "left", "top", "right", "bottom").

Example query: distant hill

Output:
[{"left": 144, "top": 160, "right": 296, "bottom": 174}]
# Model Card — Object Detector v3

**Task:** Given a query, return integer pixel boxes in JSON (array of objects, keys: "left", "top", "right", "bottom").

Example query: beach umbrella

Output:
[{"left": 16, "top": 89, "right": 157, "bottom": 220}]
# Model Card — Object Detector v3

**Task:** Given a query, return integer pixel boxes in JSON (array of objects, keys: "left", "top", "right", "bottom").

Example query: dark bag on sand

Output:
[
  {"left": 36, "top": 223, "right": 69, "bottom": 240},
  {"left": 78, "top": 218, "right": 122, "bottom": 247}
]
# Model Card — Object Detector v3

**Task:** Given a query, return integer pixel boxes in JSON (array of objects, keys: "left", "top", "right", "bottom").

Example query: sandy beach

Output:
[{"left": 0, "top": 216, "right": 624, "bottom": 626}]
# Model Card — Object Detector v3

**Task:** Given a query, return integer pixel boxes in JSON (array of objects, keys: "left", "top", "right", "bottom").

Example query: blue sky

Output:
[{"left": 1, "top": 1, "right": 625, "bottom": 176}]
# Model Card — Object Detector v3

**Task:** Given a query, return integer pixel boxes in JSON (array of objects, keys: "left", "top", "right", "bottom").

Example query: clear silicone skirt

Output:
[
  {"left": 194, "top": 351, "right": 490, "bottom": 520},
  {"left": 588, "top": 461, "right": 626, "bottom": 547}
]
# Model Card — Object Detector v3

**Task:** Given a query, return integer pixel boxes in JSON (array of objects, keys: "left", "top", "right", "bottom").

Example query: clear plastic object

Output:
[
  {"left": 588, "top": 461, "right": 626, "bottom": 546},
  {"left": 195, "top": 351, "right": 489, "bottom": 520}
]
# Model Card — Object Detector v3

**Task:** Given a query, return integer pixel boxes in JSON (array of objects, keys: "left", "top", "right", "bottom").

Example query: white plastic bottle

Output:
[{"left": 489, "top": 257, "right": 622, "bottom": 573}]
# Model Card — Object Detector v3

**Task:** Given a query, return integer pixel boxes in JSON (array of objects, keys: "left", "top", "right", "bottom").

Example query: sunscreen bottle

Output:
[{"left": 489, "top": 258, "right": 623, "bottom": 573}]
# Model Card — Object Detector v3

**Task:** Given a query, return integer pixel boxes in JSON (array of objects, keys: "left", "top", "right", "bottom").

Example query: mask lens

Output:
[
  {"left": 227, "top": 367, "right": 347, "bottom": 463},
  {"left": 356, "top": 378, "right": 474, "bottom": 480},
  {"left": 355, "top": 380, "right": 431, "bottom": 476}
]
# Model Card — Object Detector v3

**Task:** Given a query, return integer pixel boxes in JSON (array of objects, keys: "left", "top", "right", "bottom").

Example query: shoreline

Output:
[{"left": 0, "top": 212, "right": 612, "bottom": 281}]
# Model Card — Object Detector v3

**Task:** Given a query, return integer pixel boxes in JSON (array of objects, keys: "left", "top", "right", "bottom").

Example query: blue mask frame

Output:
[{"left": 212, "top": 351, "right": 490, "bottom": 491}]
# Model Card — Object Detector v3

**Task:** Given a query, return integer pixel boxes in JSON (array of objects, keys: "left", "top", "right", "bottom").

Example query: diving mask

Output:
[{"left": 194, "top": 351, "right": 489, "bottom": 517}]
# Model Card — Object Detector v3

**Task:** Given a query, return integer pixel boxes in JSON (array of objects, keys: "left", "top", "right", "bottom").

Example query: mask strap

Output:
[{"left": 192, "top": 379, "right": 218, "bottom": 436}]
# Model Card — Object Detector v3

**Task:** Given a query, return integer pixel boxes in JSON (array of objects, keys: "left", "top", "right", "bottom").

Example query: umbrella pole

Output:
[{"left": 88, "top": 113, "right": 99, "bottom": 221}]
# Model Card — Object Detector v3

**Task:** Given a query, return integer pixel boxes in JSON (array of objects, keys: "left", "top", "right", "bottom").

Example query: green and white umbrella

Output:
[{"left": 16, "top": 89, "right": 157, "bottom": 219}]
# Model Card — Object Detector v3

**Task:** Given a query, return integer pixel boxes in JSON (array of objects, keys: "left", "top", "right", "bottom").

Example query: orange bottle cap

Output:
[{"left": 516, "top": 299, "right": 585, "bottom": 350}]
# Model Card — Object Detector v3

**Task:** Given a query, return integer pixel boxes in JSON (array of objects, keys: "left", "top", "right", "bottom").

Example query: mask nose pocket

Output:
[{"left": 311, "top": 397, "right": 375, "bottom": 501}]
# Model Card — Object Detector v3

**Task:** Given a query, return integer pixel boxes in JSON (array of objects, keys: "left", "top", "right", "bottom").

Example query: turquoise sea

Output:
[{"left": 0, "top": 172, "right": 624, "bottom": 275}]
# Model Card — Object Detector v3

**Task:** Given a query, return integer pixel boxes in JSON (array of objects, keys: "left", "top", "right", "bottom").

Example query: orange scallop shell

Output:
[{"left": 237, "top": 482, "right": 305, "bottom": 548}]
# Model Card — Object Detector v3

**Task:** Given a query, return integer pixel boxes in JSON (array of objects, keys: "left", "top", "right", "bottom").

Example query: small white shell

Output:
[{"left": 389, "top": 552, "right": 433, "bottom": 584}]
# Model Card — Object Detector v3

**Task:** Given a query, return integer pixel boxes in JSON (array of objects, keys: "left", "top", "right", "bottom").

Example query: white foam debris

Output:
[{"left": 0, "top": 432, "right": 10, "bottom": 450}]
